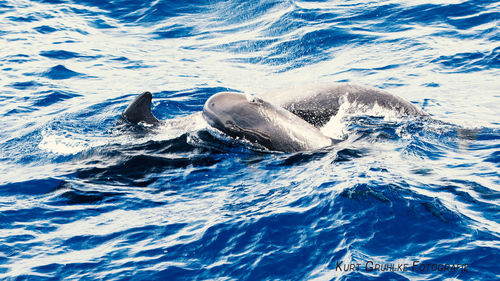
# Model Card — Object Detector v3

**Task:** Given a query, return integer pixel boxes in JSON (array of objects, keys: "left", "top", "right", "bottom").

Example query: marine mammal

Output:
[
  {"left": 122, "top": 91, "right": 160, "bottom": 125},
  {"left": 202, "top": 92, "right": 334, "bottom": 152},
  {"left": 121, "top": 84, "right": 428, "bottom": 152},
  {"left": 262, "top": 84, "right": 429, "bottom": 127},
  {"left": 121, "top": 91, "right": 335, "bottom": 152}
]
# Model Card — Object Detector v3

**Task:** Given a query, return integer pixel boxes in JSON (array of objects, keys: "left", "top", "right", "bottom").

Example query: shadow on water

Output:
[{"left": 75, "top": 131, "right": 221, "bottom": 186}]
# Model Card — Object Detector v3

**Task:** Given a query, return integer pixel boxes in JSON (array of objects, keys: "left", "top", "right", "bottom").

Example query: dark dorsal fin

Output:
[{"left": 122, "top": 92, "right": 160, "bottom": 125}]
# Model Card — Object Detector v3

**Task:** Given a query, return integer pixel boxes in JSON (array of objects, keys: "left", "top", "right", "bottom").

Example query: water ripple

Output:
[{"left": 0, "top": 0, "right": 499, "bottom": 280}]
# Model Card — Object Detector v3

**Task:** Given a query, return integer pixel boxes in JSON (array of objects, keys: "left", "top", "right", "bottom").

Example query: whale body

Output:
[
  {"left": 121, "top": 84, "right": 428, "bottom": 152},
  {"left": 262, "top": 84, "right": 429, "bottom": 127},
  {"left": 202, "top": 92, "right": 333, "bottom": 152}
]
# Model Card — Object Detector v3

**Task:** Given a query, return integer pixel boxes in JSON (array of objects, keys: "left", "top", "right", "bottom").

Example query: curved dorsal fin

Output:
[{"left": 122, "top": 92, "right": 160, "bottom": 125}]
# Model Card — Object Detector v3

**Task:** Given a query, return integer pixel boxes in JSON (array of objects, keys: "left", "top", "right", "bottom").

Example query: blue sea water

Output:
[{"left": 1, "top": 0, "right": 499, "bottom": 280}]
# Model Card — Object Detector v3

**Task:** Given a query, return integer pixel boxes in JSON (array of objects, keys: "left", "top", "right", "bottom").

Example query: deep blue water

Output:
[{"left": 1, "top": 0, "right": 499, "bottom": 280}]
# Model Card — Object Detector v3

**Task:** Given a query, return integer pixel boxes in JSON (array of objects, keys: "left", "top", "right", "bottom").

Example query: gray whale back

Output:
[{"left": 263, "top": 84, "right": 429, "bottom": 127}]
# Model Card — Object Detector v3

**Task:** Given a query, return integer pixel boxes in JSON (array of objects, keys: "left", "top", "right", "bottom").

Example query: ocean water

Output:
[{"left": 1, "top": 0, "right": 499, "bottom": 280}]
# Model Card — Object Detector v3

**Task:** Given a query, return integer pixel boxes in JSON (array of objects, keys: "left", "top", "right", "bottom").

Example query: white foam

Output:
[
  {"left": 154, "top": 112, "right": 207, "bottom": 141},
  {"left": 38, "top": 131, "right": 89, "bottom": 155},
  {"left": 320, "top": 96, "right": 405, "bottom": 139}
]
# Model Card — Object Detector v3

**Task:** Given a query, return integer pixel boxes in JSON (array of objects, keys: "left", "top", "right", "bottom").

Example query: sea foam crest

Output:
[
  {"left": 38, "top": 130, "right": 89, "bottom": 155},
  {"left": 321, "top": 95, "right": 406, "bottom": 139}
]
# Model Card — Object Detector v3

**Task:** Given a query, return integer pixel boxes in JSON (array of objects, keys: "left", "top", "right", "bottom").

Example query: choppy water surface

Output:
[{"left": 1, "top": 0, "right": 499, "bottom": 280}]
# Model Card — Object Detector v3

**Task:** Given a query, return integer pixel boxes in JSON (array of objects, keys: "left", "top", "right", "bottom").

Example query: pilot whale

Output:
[
  {"left": 121, "top": 84, "right": 428, "bottom": 152},
  {"left": 261, "top": 84, "right": 429, "bottom": 127},
  {"left": 203, "top": 92, "right": 334, "bottom": 152},
  {"left": 122, "top": 91, "right": 160, "bottom": 125}
]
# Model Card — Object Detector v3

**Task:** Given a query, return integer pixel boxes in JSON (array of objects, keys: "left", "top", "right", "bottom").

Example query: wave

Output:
[{"left": 1, "top": 0, "right": 499, "bottom": 280}]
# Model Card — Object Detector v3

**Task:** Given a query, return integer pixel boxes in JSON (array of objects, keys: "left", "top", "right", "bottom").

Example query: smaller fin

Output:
[{"left": 122, "top": 92, "right": 160, "bottom": 125}]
